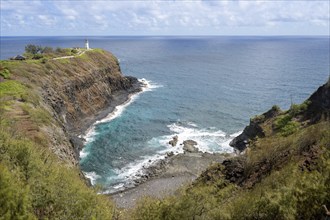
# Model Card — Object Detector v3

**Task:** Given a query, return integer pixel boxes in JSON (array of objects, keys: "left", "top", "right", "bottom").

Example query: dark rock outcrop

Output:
[
  {"left": 230, "top": 106, "right": 281, "bottom": 152},
  {"left": 305, "top": 78, "right": 330, "bottom": 123},
  {"left": 169, "top": 135, "right": 178, "bottom": 147},
  {"left": 222, "top": 158, "right": 245, "bottom": 184}
]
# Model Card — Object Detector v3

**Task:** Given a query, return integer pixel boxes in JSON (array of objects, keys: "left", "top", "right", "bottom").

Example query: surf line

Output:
[{"left": 79, "top": 78, "right": 161, "bottom": 159}]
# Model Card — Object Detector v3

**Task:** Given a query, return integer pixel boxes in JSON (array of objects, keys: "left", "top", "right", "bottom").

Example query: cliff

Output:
[
  {"left": 0, "top": 48, "right": 143, "bottom": 219},
  {"left": 230, "top": 78, "right": 330, "bottom": 152},
  {"left": 1, "top": 49, "right": 141, "bottom": 166}
]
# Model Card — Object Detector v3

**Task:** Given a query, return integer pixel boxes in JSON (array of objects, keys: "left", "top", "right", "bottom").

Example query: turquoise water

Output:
[{"left": 1, "top": 36, "right": 329, "bottom": 192}]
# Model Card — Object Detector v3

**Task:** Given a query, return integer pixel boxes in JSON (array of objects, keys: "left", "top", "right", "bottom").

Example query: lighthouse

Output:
[{"left": 85, "top": 39, "right": 90, "bottom": 50}]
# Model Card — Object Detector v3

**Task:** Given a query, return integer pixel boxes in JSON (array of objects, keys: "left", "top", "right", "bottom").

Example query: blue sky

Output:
[{"left": 1, "top": 0, "right": 329, "bottom": 36}]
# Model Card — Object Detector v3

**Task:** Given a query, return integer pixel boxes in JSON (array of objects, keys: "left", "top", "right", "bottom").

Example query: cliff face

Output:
[
  {"left": 229, "top": 106, "right": 281, "bottom": 152},
  {"left": 0, "top": 49, "right": 124, "bottom": 219},
  {"left": 1, "top": 49, "right": 141, "bottom": 165},
  {"left": 305, "top": 78, "right": 330, "bottom": 122},
  {"left": 230, "top": 79, "right": 330, "bottom": 152}
]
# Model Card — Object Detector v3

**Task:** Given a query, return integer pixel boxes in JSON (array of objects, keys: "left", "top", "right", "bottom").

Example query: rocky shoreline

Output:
[
  {"left": 70, "top": 79, "right": 144, "bottom": 163},
  {"left": 110, "top": 138, "right": 235, "bottom": 209}
]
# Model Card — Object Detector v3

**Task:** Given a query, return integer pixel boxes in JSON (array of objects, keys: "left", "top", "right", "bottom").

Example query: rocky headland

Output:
[{"left": 1, "top": 49, "right": 143, "bottom": 166}]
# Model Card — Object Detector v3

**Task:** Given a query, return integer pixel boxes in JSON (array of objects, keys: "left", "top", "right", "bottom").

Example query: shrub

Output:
[
  {"left": 280, "top": 121, "right": 300, "bottom": 137},
  {"left": 41, "top": 58, "right": 48, "bottom": 64},
  {"left": 0, "top": 68, "right": 10, "bottom": 79},
  {"left": 32, "top": 54, "right": 43, "bottom": 60},
  {"left": 272, "top": 105, "right": 281, "bottom": 112},
  {"left": 41, "top": 46, "right": 53, "bottom": 54},
  {"left": 289, "top": 101, "right": 310, "bottom": 117},
  {"left": 25, "top": 44, "right": 42, "bottom": 55},
  {"left": 251, "top": 114, "right": 265, "bottom": 122},
  {"left": 273, "top": 114, "right": 292, "bottom": 130},
  {"left": 71, "top": 48, "right": 78, "bottom": 54}
]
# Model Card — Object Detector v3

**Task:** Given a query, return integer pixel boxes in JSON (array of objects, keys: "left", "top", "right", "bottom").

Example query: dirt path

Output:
[{"left": 52, "top": 49, "right": 90, "bottom": 60}]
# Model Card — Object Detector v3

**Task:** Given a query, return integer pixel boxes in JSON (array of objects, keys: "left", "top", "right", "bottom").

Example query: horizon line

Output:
[{"left": 1, "top": 34, "right": 329, "bottom": 38}]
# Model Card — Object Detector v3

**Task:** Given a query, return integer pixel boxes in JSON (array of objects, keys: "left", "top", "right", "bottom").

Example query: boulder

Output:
[
  {"left": 166, "top": 151, "right": 174, "bottom": 157},
  {"left": 169, "top": 135, "right": 178, "bottom": 147},
  {"left": 182, "top": 140, "right": 199, "bottom": 153}
]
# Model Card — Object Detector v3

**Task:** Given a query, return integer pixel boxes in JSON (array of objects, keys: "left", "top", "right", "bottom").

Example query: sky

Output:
[{"left": 0, "top": 0, "right": 329, "bottom": 36}]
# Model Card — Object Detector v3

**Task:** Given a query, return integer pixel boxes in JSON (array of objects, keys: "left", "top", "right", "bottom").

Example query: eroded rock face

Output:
[
  {"left": 40, "top": 50, "right": 141, "bottom": 165},
  {"left": 222, "top": 158, "right": 245, "bottom": 184},
  {"left": 230, "top": 106, "right": 281, "bottom": 152},
  {"left": 305, "top": 79, "right": 330, "bottom": 123}
]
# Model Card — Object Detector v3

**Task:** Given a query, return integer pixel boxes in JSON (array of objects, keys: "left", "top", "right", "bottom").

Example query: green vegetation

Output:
[
  {"left": 0, "top": 129, "right": 115, "bottom": 219},
  {"left": 1, "top": 46, "right": 328, "bottom": 219},
  {"left": 0, "top": 51, "right": 121, "bottom": 219},
  {"left": 22, "top": 45, "right": 86, "bottom": 60},
  {"left": 0, "top": 68, "right": 10, "bottom": 79},
  {"left": 0, "top": 80, "right": 27, "bottom": 99},
  {"left": 126, "top": 81, "right": 330, "bottom": 220},
  {"left": 128, "top": 122, "right": 330, "bottom": 220}
]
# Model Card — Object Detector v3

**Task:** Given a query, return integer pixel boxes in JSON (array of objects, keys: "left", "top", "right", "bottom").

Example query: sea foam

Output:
[
  {"left": 79, "top": 79, "right": 162, "bottom": 160},
  {"left": 101, "top": 122, "right": 240, "bottom": 193}
]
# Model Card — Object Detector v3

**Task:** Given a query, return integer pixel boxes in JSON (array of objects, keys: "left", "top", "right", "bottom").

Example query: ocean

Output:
[{"left": 1, "top": 36, "right": 329, "bottom": 192}]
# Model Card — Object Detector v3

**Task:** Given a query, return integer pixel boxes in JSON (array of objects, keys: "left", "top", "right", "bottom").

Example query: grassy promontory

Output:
[{"left": 0, "top": 48, "right": 141, "bottom": 219}]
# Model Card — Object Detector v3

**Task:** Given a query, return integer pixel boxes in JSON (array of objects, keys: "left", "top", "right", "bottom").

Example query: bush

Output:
[
  {"left": 0, "top": 68, "right": 10, "bottom": 79},
  {"left": 273, "top": 114, "right": 292, "bottom": 130},
  {"left": 32, "top": 54, "right": 43, "bottom": 60},
  {"left": 41, "top": 58, "right": 48, "bottom": 64},
  {"left": 0, "top": 129, "right": 115, "bottom": 219},
  {"left": 280, "top": 121, "right": 299, "bottom": 137},
  {"left": 41, "top": 46, "right": 53, "bottom": 54},
  {"left": 290, "top": 101, "right": 310, "bottom": 117},
  {"left": 25, "top": 44, "right": 42, "bottom": 55},
  {"left": 71, "top": 49, "right": 78, "bottom": 54}
]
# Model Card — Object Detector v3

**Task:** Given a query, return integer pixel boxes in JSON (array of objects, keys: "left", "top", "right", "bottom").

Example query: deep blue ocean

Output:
[{"left": 1, "top": 36, "right": 329, "bottom": 192}]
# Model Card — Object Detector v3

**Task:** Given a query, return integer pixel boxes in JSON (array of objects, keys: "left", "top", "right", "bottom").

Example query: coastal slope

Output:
[
  {"left": 1, "top": 49, "right": 141, "bottom": 165},
  {"left": 127, "top": 79, "right": 330, "bottom": 220},
  {"left": 0, "top": 49, "right": 140, "bottom": 219}
]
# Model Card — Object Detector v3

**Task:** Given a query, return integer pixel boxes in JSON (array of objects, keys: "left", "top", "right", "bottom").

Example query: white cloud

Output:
[{"left": 1, "top": 0, "right": 329, "bottom": 35}]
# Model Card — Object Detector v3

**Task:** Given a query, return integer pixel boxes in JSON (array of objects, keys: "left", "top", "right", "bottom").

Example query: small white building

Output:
[{"left": 85, "top": 39, "right": 90, "bottom": 50}]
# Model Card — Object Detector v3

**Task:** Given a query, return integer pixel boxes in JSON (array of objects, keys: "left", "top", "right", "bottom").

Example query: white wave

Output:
[
  {"left": 83, "top": 171, "right": 101, "bottom": 185},
  {"left": 103, "top": 122, "right": 240, "bottom": 193},
  {"left": 79, "top": 148, "right": 89, "bottom": 159},
  {"left": 230, "top": 130, "right": 243, "bottom": 138},
  {"left": 101, "top": 153, "right": 168, "bottom": 194},
  {"left": 79, "top": 78, "right": 162, "bottom": 159},
  {"left": 139, "top": 78, "right": 163, "bottom": 92},
  {"left": 145, "top": 122, "right": 237, "bottom": 154},
  {"left": 102, "top": 123, "right": 242, "bottom": 194}
]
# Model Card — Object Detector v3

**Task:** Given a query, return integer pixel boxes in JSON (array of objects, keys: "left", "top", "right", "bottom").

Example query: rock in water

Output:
[
  {"left": 182, "top": 140, "right": 199, "bottom": 153},
  {"left": 169, "top": 135, "right": 179, "bottom": 147}
]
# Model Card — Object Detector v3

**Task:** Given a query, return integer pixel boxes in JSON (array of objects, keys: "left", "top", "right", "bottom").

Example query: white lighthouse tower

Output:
[{"left": 85, "top": 39, "right": 90, "bottom": 50}]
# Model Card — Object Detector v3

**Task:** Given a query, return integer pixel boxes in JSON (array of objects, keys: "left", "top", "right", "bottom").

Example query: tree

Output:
[
  {"left": 25, "top": 44, "right": 42, "bottom": 55},
  {"left": 41, "top": 46, "right": 53, "bottom": 54}
]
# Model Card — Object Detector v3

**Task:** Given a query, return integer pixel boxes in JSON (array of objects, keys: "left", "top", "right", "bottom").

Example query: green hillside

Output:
[
  {"left": 127, "top": 80, "right": 330, "bottom": 220},
  {"left": 1, "top": 48, "right": 329, "bottom": 219}
]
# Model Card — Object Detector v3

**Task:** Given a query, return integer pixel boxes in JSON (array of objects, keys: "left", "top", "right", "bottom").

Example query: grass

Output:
[
  {"left": 0, "top": 128, "right": 115, "bottom": 219},
  {"left": 0, "top": 48, "right": 123, "bottom": 219},
  {"left": 127, "top": 119, "right": 330, "bottom": 220},
  {"left": 0, "top": 80, "right": 27, "bottom": 99}
]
